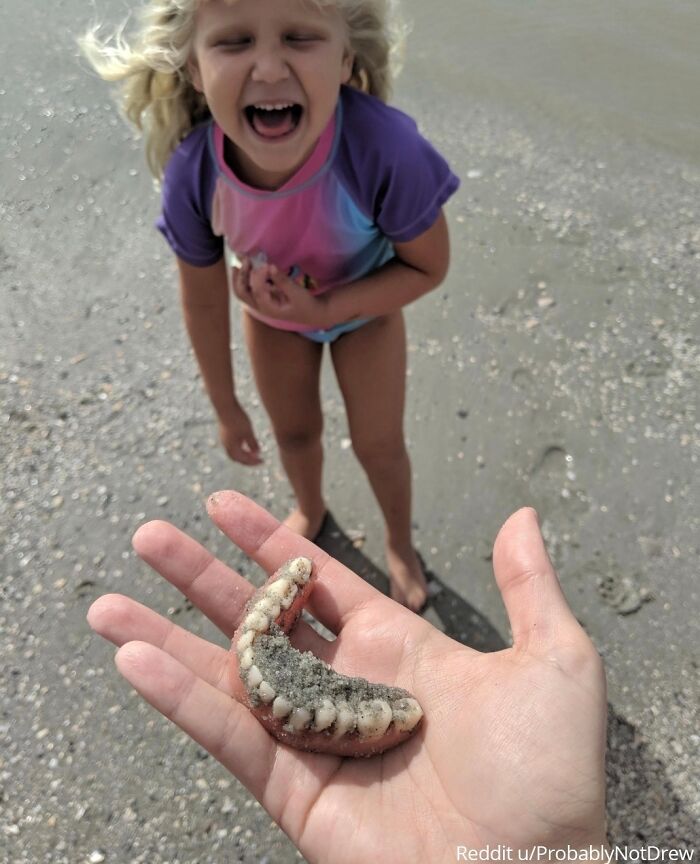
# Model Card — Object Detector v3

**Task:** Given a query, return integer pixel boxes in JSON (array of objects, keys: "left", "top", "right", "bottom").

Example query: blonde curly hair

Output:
[{"left": 80, "top": 0, "right": 407, "bottom": 179}]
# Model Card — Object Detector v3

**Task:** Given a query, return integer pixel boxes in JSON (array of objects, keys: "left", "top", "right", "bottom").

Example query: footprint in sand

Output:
[
  {"left": 533, "top": 444, "right": 568, "bottom": 478},
  {"left": 594, "top": 560, "right": 653, "bottom": 615},
  {"left": 530, "top": 445, "right": 590, "bottom": 516},
  {"left": 567, "top": 556, "right": 654, "bottom": 616},
  {"left": 511, "top": 367, "right": 534, "bottom": 391},
  {"left": 527, "top": 445, "right": 591, "bottom": 568}
]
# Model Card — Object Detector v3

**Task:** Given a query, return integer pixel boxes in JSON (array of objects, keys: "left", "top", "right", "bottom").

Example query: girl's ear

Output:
[
  {"left": 340, "top": 47, "right": 355, "bottom": 85},
  {"left": 187, "top": 55, "right": 204, "bottom": 93}
]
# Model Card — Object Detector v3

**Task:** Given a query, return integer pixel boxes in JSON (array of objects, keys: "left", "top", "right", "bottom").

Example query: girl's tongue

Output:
[{"left": 250, "top": 106, "right": 299, "bottom": 139}]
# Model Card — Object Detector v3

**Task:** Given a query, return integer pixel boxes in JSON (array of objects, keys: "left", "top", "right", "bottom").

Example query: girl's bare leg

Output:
[
  {"left": 330, "top": 311, "right": 427, "bottom": 612},
  {"left": 243, "top": 313, "right": 326, "bottom": 539}
]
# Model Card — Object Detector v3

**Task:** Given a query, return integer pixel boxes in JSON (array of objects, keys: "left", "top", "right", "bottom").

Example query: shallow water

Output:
[{"left": 403, "top": 0, "right": 700, "bottom": 164}]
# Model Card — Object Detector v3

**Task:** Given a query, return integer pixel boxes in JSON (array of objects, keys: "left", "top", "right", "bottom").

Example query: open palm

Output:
[{"left": 88, "top": 491, "right": 608, "bottom": 862}]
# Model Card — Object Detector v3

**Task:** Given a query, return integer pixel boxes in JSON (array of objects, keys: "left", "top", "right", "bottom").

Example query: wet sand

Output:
[{"left": 1, "top": 0, "right": 698, "bottom": 859}]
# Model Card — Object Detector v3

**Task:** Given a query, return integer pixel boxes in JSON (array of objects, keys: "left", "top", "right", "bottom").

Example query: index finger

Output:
[
  {"left": 132, "top": 519, "right": 249, "bottom": 638},
  {"left": 131, "top": 519, "right": 330, "bottom": 657},
  {"left": 206, "top": 490, "right": 388, "bottom": 633}
]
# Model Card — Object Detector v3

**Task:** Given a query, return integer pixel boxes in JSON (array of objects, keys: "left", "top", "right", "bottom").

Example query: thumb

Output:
[{"left": 492, "top": 507, "right": 582, "bottom": 652}]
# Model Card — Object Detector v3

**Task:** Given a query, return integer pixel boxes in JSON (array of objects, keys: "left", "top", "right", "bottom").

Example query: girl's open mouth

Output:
[{"left": 244, "top": 103, "right": 303, "bottom": 140}]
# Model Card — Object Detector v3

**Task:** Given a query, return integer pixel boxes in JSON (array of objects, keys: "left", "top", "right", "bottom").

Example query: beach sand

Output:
[{"left": 1, "top": 0, "right": 697, "bottom": 858}]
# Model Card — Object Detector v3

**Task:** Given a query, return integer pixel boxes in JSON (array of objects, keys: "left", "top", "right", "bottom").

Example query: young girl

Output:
[{"left": 82, "top": 0, "right": 459, "bottom": 612}]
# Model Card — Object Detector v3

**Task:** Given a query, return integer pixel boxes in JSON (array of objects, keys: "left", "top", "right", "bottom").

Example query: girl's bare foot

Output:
[
  {"left": 283, "top": 507, "right": 327, "bottom": 541},
  {"left": 385, "top": 543, "right": 428, "bottom": 613}
]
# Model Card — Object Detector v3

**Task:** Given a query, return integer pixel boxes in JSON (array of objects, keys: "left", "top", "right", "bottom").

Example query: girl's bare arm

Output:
[
  {"left": 178, "top": 256, "right": 261, "bottom": 465},
  {"left": 178, "top": 257, "right": 239, "bottom": 420},
  {"left": 322, "top": 211, "right": 451, "bottom": 323}
]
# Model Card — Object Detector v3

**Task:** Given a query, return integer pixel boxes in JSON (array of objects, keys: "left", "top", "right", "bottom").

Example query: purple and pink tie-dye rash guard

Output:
[{"left": 157, "top": 86, "right": 459, "bottom": 332}]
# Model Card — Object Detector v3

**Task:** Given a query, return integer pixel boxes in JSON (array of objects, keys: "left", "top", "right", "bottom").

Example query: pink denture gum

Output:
[{"left": 231, "top": 557, "right": 423, "bottom": 757}]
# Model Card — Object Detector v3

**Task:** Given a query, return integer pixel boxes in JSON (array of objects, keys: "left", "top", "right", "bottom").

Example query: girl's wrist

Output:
[
  {"left": 310, "top": 291, "right": 333, "bottom": 330},
  {"left": 319, "top": 289, "right": 350, "bottom": 329},
  {"left": 216, "top": 399, "right": 245, "bottom": 427}
]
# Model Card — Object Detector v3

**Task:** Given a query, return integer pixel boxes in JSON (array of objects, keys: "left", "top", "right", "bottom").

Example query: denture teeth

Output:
[
  {"left": 257, "top": 681, "right": 276, "bottom": 704},
  {"left": 288, "top": 707, "right": 312, "bottom": 732},
  {"left": 236, "top": 630, "right": 255, "bottom": 653},
  {"left": 233, "top": 557, "right": 426, "bottom": 755},
  {"left": 287, "top": 557, "right": 312, "bottom": 584},
  {"left": 247, "top": 665, "right": 263, "bottom": 689},
  {"left": 256, "top": 597, "right": 281, "bottom": 619},
  {"left": 312, "top": 698, "right": 337, "bottom": 732},
  {"left": 243, "top": 609, "right": 270, "bottom": 633},
  {"left": 239, "top": 646, "right": 254, "bottom": 671},
  {"left": 391, "top": 697, "right": 423, "bottom": 733},
  {"left": 266, "top": 579, "right": 292, "bottom": 601},
  {"left": 357, "top": 699, "right": 393, "bottom": 739},
  {"left": 332, "top": 702, "right": 356, "bottom": 738},
  {"left": 272, "top": 696, "right": 293, "bottom": 719},
  {"left": 279, "top": 587, "right": 298, "bottom": 610}
]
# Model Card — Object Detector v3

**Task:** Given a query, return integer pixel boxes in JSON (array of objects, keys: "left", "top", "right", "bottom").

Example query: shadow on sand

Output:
[
  {"left": 315, "top": 511, "right": 505, "bottom": 651},
  {"left": 315, "top": 512, "right": 700, "bottom": 847}
]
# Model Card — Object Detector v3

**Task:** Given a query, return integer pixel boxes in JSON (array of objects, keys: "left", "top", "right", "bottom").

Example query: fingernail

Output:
[{"left": 207, "top": 491, "right": 225, "bottom": 509}]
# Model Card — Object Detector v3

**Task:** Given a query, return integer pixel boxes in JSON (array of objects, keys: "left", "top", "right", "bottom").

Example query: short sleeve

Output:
[
  {"left": 155, "top": 123, "right": 223, "bottom": 266},
  {"left": 335, "top": 88, "right": 460, "bottom": 244},
  {"left": 374, "top": 117, "right": 460, "bottom": 243}
]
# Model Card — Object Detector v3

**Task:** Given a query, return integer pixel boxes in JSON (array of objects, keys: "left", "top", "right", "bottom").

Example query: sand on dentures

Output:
[{"left": 231, "top": 557, "right": 424, "bottom": 757}]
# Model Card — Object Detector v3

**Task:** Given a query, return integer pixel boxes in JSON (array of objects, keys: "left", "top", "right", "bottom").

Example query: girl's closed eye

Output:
[
  {"left": 208, "top": 31, "right": 252, "bottom": 51},
  {"left": 210, "top": 32, "right": 322, "bottom": 51},
  {"left": 214, "top": 39, "right": 251, "bottom": 51},
  {"left": 284, "top": 31, "right": 324, "bottom": 46}
]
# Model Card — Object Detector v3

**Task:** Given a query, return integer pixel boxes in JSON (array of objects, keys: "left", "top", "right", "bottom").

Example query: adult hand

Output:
[
  {"left": 218, "top": 409, "right": 262, "bottom": 466},
  {"left": 88, "top": 491, "right": 608, "bottom": 863}
]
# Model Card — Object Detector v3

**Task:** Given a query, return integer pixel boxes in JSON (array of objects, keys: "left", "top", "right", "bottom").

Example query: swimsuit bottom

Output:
[{"left": 298, "top": 317, "right": 373, "bottom": 344}]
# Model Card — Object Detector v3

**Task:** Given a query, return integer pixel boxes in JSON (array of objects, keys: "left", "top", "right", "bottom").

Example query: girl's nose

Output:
[{"left": 250, "top": 45, "right": 290, "bottom": 84}]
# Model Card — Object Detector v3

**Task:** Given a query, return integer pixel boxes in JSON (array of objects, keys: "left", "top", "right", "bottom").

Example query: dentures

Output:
[{"left": 232, "top": 558, "right": 424, "bottom": 757}]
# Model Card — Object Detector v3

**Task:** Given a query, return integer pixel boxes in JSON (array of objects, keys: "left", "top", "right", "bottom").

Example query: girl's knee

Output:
[
  {"left": 352, "top": 434, "right": 407, "bottom": 469},
  {"left": 275, "top": 424, "right": 323, "bottom": 453}
]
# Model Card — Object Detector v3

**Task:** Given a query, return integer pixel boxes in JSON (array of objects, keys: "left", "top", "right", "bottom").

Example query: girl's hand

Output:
[
  {"left": 218, "top": 408, "right": 262, "bottom": 466},
  {"left": 248, "top": 263, "right": 330, "bottom": 329},
  {"left": 231, "top": 256, "right": 255, "bottom": 307}
]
